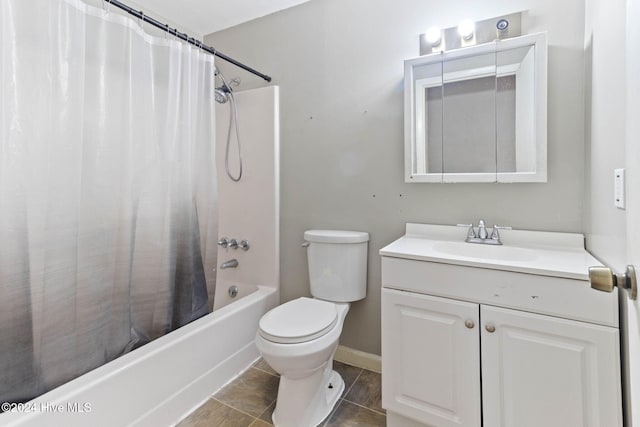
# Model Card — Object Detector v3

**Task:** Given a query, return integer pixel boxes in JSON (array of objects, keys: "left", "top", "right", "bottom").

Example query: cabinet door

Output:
[
  {"left": 481, "top": 305, "right": 622, "bottom": 427},
  {"left": 382, "top": 288, "right": 481, "bottom": 427}
]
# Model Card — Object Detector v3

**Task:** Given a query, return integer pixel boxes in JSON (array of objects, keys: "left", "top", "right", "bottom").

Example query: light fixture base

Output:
[{"left": 420, "top": 12, "right": 522, "bottom": 55}]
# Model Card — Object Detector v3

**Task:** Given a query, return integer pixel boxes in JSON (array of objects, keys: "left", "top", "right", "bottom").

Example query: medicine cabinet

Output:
[{"left": 404, "top": 32, "right": 547, "bottom": 183}]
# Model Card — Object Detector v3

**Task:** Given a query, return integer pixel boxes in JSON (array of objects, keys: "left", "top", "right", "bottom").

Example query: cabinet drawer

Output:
[{"left": 381, "top": 256, "right": 618, "bottom": 327}]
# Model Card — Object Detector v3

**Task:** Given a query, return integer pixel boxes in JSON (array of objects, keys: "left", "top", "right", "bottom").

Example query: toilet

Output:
[{"left": 255, "top": 230, "right": 369, "bottom": 427}]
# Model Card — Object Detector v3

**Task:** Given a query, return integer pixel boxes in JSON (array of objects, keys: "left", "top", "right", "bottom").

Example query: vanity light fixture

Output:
[
  {"left": 457, "top": 19, "right": 475, "bottom": 40},
  {"left": 425, "top": 26, "right": 442, "bottom": 45}
]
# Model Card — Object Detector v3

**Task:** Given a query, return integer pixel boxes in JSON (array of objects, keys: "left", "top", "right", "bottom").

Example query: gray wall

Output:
[
  {"left": 583, "top": 1, "right": 629, "bottom": 422},
  {"left": 583, "top": 0, "right": 627, "bottom": 271},
  {"left": 206, "top": 0, "right": 586, "bottom": 355}
]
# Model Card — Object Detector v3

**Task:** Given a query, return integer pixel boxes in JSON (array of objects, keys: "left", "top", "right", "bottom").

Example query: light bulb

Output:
[
  {"left": 425, "top": 27, "right": 442, "bottom": 45},
  {"left": 458, "top": 19, "right": 475, "bottom": 40}
]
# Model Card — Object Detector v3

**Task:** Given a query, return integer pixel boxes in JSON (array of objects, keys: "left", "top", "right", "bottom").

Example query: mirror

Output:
[{"left": 404, "top": 32, "right": 547, "bottom": 183}]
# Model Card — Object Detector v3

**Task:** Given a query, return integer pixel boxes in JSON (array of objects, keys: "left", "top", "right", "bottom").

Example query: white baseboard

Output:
[{"left": 334, "top": 345, "right": 381, "bottom": 373}]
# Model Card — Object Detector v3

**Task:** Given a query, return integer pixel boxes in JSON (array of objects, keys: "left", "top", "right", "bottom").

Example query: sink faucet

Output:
[
  {"left": 477, "top": 219, "right": 488, "bottom": 239},
  {"left": 457, "top": 220, "right": 511, "bottom": 245}
]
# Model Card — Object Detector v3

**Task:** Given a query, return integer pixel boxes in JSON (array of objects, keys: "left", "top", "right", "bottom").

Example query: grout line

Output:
[
  {"left": 252, "top": 366, "right": 279, "bottom": 378},
  {"left": 342, "top": 368, "right": 363, "bottom": 399},
  {"left": 212, "top": 398, "right": 268, "bottom": 421},
  {"left": 341, "top": 398, "right": 387, "bottom": 416},
  {"left": 255, "top": 400, "right": 276, "bottom": 425},
  {"left": 321, "top": 398, "right": 344, "bottom": 427},
  {"left": 248, "top": 417, "right": 271, "bottom": 427}
]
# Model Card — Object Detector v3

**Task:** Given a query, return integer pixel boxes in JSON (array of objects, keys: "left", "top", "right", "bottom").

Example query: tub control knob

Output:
[
  {"left": 239, "top": 240, "right": 250, "bottom": 251},
  {"left": 228, "top": 239, "right": 239, "bottom": 250},
  {"left": 218, "top": 237, "right": 229, "bottom": 248}
]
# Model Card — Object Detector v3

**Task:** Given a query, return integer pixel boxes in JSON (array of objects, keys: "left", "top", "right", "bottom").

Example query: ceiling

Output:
[{"left": 128, "top": 0, "right": 311, "bottom": 38}]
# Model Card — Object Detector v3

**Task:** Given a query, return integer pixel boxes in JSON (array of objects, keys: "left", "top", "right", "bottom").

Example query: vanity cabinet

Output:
[
  {"left": 380, "top": 224, "right": 622, "bottom": 427},
  {"left": 382, "top": 288, "right": 620, "bottom": 427}
]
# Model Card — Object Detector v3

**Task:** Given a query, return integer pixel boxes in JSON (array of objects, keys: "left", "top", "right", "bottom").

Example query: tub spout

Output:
[{"left": 220, "top": 259, "right": 239, "bottom": 269}]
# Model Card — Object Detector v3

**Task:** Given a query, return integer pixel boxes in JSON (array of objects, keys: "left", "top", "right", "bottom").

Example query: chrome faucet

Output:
[
  {"left": 220, "top": 259, "right": 239, "bottom": 269},
  {"left": 457, "top": 220, "right": 511, "bottom": 245},
  {"left": 477, "top": 219, "right": 489, "bottom": 239}
]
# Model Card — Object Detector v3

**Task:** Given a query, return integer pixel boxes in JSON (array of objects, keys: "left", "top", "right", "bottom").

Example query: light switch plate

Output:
[{"left": 615, "top": 168, "right": 625, "bottom": 209}]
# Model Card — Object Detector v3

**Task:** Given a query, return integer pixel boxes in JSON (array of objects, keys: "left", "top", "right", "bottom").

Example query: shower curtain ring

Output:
[{"left": 138, "top": 11, "right": 145, "bottom": 29}]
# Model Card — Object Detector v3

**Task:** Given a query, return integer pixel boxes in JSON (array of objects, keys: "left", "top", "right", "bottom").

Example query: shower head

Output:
[
  {"left": 215, "top": 85, "right": 231, "bottom": 104},
  {"left": 214, "top": 68, "right": 241, "bottom": 104}
]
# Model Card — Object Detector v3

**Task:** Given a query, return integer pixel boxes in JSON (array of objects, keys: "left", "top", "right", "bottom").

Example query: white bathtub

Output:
[{"left": 1, "top": 285, "right": 278, "bottom": 427}]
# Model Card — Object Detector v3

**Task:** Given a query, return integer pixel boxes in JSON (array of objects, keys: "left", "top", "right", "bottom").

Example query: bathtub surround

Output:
[
  {"left": 214, "top": 86, "right": 280, "bottom": 310},
  {"left": 205, "top": 0, "right": 587, "bottom": 355},
  {"left": 0, "top": 82, "right": 281, "bottom": 427}
]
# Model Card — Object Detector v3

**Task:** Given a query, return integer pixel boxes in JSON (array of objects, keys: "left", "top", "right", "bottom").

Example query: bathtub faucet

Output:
[{"left": 220, "top": 259, "right": 239, "bottom": 269}]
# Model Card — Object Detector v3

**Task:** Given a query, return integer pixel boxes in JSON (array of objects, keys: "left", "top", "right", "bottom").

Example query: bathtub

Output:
[{"left": 1, "top": 285, "right": 278, "bottom": 427}]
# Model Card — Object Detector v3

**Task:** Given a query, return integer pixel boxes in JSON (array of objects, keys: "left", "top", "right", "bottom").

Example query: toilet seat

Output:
[{"left": 258, "top": 297, "right": 338, "bottom": 344}]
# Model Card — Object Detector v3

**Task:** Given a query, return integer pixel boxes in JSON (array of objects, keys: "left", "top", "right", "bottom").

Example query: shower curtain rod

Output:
[{"left": 105, "top": 0, "right": 272, "bottom": 82}]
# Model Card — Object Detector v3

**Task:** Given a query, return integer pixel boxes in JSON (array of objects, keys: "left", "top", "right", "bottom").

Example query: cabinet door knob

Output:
[
  {"left": 485, "top": 323, "right": 496, "bottom": 333},
  {"left": 464, "top": 319, "right": 475, "bottom": 329}
]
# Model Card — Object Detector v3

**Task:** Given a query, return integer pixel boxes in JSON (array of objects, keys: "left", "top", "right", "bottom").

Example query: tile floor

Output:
[{"left": 177, "top": 358, "right": 386, "bottom": 427}]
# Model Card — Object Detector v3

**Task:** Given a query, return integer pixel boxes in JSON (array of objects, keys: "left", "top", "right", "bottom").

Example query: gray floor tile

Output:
[
  {"left": 345, "top": 369, "right": 385, "bottom": 414},
  {"left": 333, "top": 361, "right": 363, "bottom": 396},
  {"left": 253, "top": 358, "right": 278, "bottom": 376},
  {"left": 215, "top": 368, "right": 279, "bottom": 417},
  {"left": 177, "top": 399, "right": 255, "bottom": 427},
  {"left": 324, "top": 400, "right": 386, "bottom": 427}
]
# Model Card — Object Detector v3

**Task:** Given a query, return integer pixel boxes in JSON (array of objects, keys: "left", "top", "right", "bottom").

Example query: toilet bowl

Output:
[
  {"left": 255, "top": 230, "right": 369, "bottom": 427},
  {"left": 256, "top": 298, "right": 350, "bottom": 427}
]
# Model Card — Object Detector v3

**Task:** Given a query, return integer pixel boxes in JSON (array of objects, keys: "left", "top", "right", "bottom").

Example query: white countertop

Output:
[{"left": 379, "top": 223, "right": 602, "bottom": 281}]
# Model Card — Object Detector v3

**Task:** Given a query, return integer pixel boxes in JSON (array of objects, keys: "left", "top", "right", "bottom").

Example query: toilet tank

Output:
[{"left": 304, "top": 230, "right": 369, "bottom": 302}]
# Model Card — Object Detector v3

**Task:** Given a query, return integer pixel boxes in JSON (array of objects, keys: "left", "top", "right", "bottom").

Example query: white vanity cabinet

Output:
[{"left": 380, "top": 223, "right": 623, "bottom": 427}]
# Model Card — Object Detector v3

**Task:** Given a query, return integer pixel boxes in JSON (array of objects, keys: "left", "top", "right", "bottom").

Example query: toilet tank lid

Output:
[{"left": 304, "top": 230, "right": 369, "bottom": 243}]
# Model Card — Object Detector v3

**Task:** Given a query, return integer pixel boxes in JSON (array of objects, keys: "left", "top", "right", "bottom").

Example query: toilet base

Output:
[{"left": 272, "top": 365, "right": 345, "bottom": 427}]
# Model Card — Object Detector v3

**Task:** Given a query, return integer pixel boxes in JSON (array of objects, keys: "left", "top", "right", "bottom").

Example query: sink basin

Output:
[
  {"left": 380, "top": 224, "right": 598, "bottom": 280},
  {"left": 432, "top": 241, "right": 539, "bottom": 262}
]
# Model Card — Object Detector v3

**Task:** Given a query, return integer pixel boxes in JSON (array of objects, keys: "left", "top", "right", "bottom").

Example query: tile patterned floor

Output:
[{"left": 177, "top": 359, "right": 386, "bottom": 427}]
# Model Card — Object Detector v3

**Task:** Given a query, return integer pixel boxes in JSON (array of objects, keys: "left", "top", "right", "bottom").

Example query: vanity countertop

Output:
[{"left": 379, "top": 223, "right": 601, "bottom": 281}]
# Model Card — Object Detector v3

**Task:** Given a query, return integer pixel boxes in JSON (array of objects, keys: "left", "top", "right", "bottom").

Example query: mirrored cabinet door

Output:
[
  {"left": 412, "top": 61, "right": 443, "bottom": 181},
  {"left": 442, "top": 51, "right": 497, "bottom": 182}
]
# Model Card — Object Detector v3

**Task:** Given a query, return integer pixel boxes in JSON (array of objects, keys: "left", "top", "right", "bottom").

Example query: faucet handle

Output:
[
  {"left": 457, "top": 223, "right": 477, "bottom": 238},
  {"left": 490, "top": 225, "right": 512, "bottom": 240},
  {"left": 218, "top": 237, "right": 229, "bottom": 248},
  {"left": 239, "top": 240, "right": 250, "bottom": 251}
]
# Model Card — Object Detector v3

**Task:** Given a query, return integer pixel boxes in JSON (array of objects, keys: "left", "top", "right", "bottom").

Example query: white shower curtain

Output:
[{"left": 0, "top": 0, "right": 218, "bottom": 403}]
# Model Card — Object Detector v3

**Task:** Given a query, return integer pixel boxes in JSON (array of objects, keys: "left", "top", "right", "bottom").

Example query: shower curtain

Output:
[{"left": 0, "top": 0, "right": 218, "bottom": 404}]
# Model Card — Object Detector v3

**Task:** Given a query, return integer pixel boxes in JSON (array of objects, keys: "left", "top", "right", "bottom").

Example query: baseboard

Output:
[{"left": 334, "top": 345, "right": 381, "bottom": 373}]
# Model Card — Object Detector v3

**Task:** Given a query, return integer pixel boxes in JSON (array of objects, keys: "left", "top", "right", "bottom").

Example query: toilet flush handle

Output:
[{"left": 301, "top": 241, "right": 310, "bottom": 248}]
